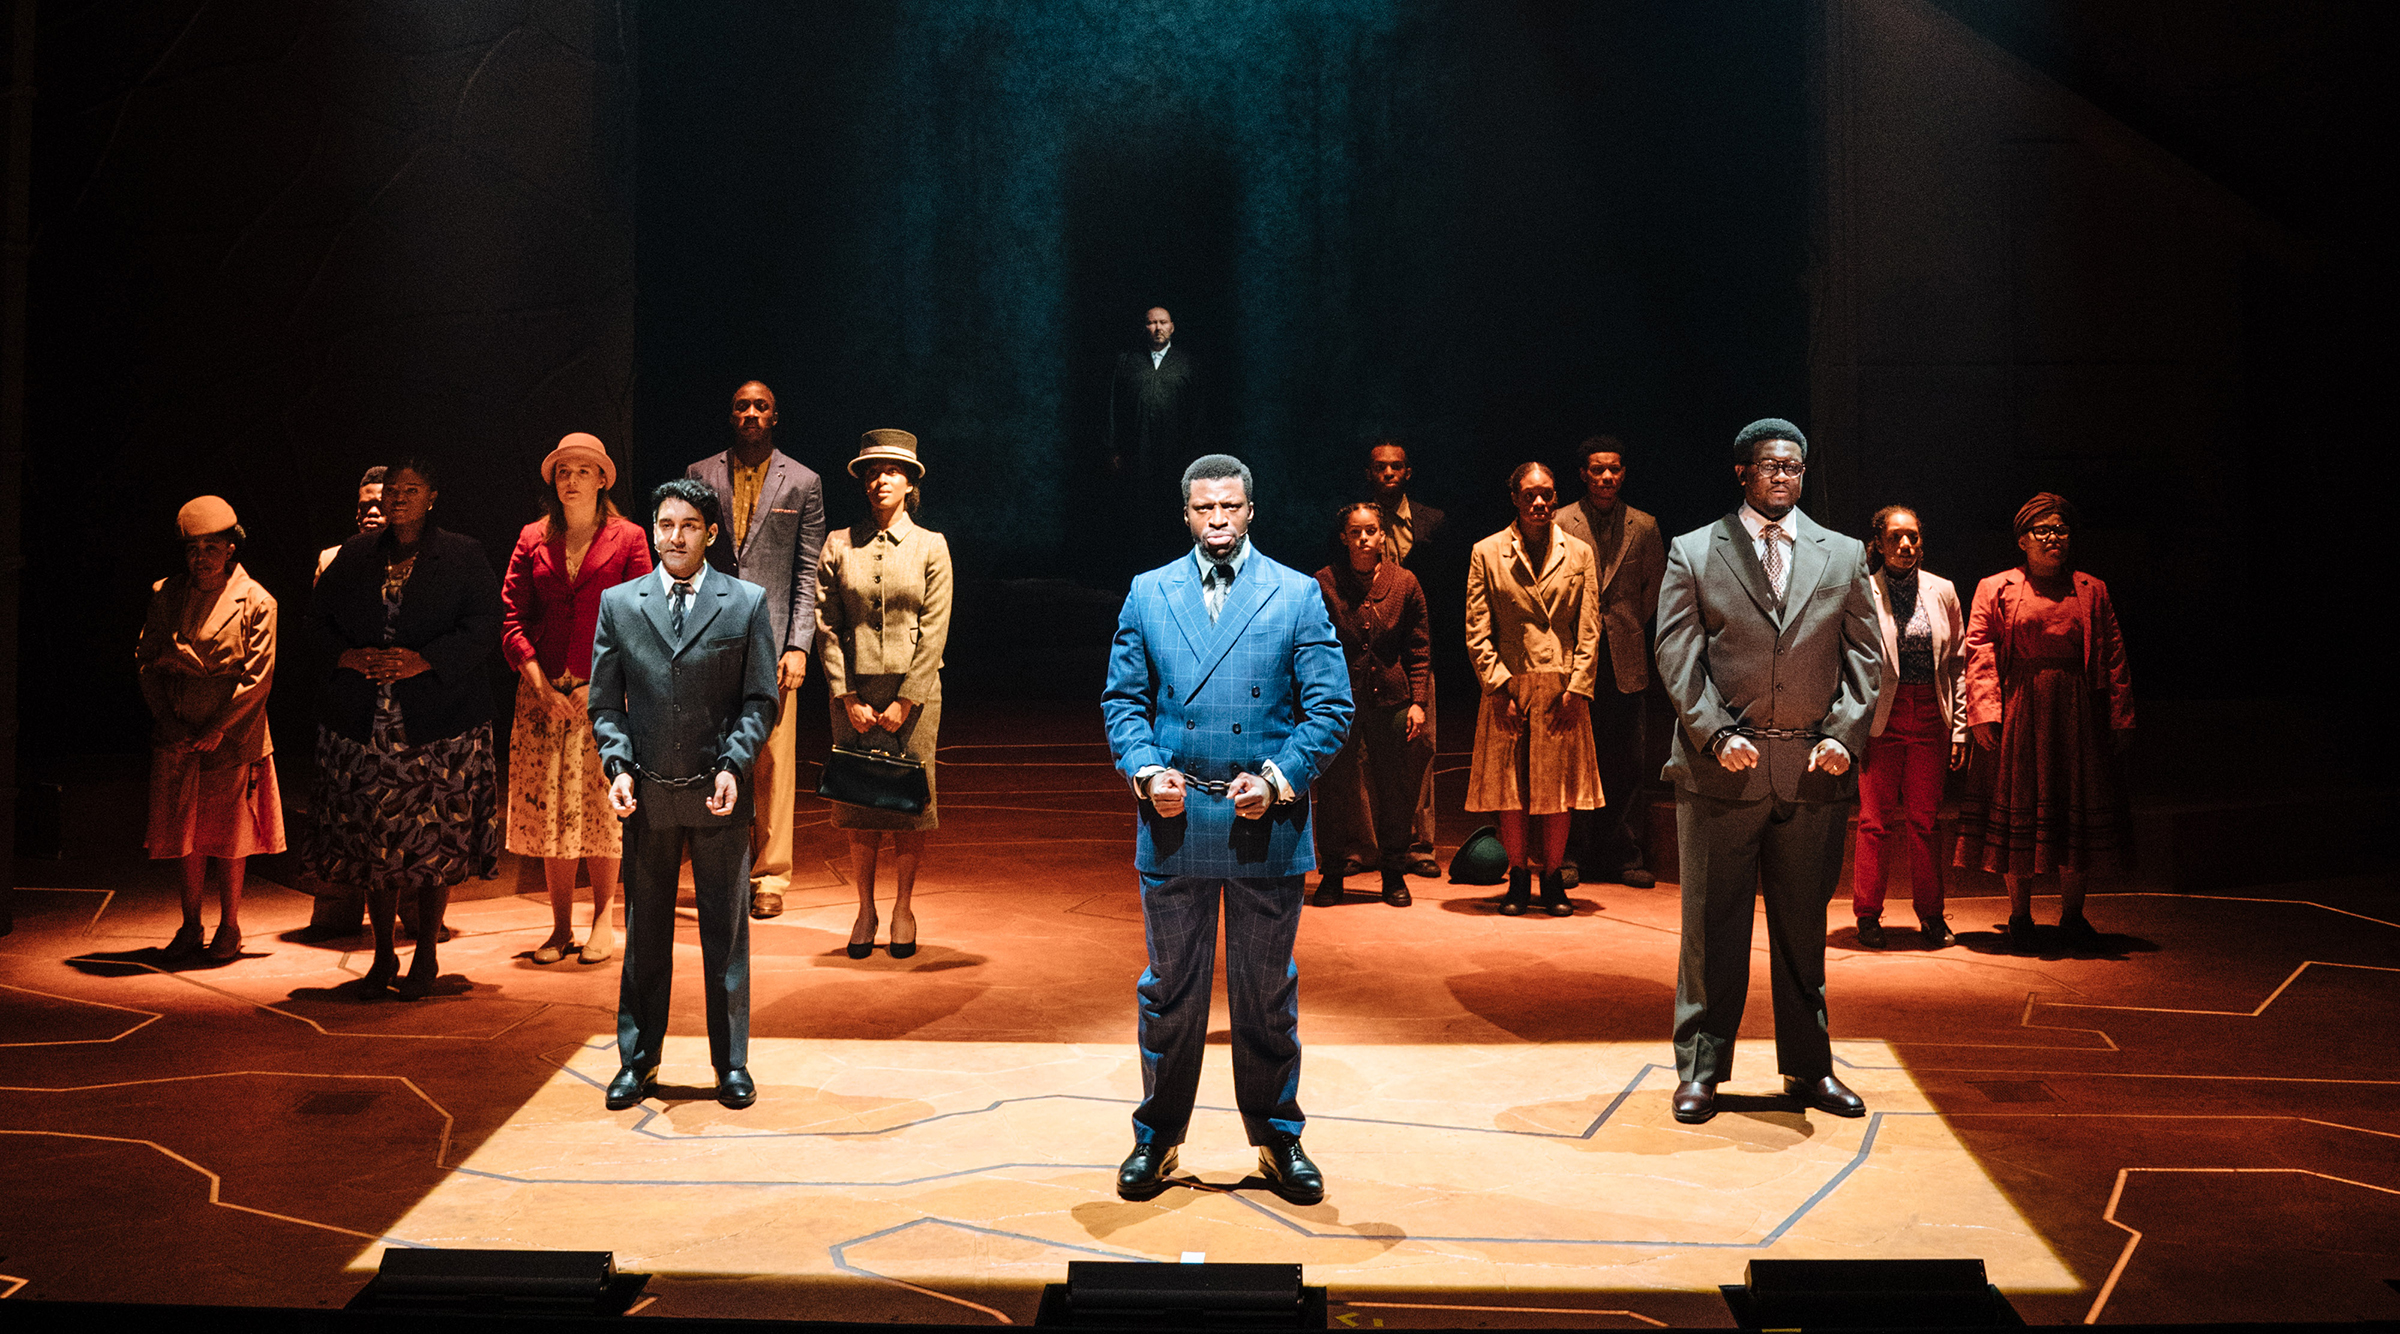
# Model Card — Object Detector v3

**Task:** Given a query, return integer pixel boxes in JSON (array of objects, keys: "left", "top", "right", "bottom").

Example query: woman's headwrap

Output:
[{"left": 2013, "top": 492, "right": 2076, "bottom": 537}]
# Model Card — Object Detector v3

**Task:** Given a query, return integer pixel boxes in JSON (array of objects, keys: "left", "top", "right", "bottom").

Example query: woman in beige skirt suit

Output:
[
  {"left": 818, "top": 429, "right": 952, "bottom": 960},
  {"left": 1465, "top": 462, "right": 1603, "bottom": 917}
]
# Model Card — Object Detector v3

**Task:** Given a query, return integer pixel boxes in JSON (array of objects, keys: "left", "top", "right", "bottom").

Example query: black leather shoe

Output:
[
  {"left": 2059, "top": 913, "right": 2103, "bottom": 951},
  {"left": 1497, "top": 867, "right": 1532, "bottom": 916},
  {"left": 1380, "top": 871, "right": 1412, "bottom": 907},
  {"left": 716, "top": 1067, "right": 757, "bottom": 1109},
  {"left": 1256, "top": 1135, "right": 1325, "bottom": 1205},
  {"left": 605, "top": 1066, "right": 658, "bottom": 1111},
  {"left": 1539, "top": 870, "right": 1574, "bottom": 917},
  {"left": 1406, "top": 855, "right": 1440, "bottom": 877},
  {"left": 1918, "top": 914, "right": 1955, "bottom": 949},
  {"left": 1856, "top": 915, "right": 1886, "bottom": 949},
  {"left": 1786, "top": 1073, "right": 1866, "bottom": 1117},
  {"left": 1116, "top": 1142, "right": 1179, "bottom": 1201},
  {"left": 1311, "top": 877, "right": 1344, "bottom": 907},
  {"left": 1671, "top": 1080, "right": 1717, "bottom": 1124},
  {"left": 2006, "top": 914, "right": 2039, "bottom": 954},
  {"left": 1616, "top": 866, "right": 1657, "bottom": 889}
]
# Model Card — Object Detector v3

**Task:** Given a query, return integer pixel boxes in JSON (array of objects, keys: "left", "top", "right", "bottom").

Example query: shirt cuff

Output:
[
  {"left": 1258, "top": 761, "right": 1296, "bottom": 804},
  {"left": 1132, "top": 764, "right": 1167, "bottom": 798}
]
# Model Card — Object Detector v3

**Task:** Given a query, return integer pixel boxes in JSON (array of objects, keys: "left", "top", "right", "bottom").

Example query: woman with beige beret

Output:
[
  {"left": 816, "top": 429, "right": 952, "bottom": 961},
  {"left": 137, "top": 496, "right": 286, "bottom": 961}
]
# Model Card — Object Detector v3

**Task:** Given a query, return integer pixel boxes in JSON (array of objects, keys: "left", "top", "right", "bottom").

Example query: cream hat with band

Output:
[
  {"left": 849, "top": 428, "right": 923, "bottom": 479},
  {"left": 177, "top": 495, "right": 239, "bottom": 538},
  {"left": 541, "top": 432, "right": 617, "bottom": 489}
]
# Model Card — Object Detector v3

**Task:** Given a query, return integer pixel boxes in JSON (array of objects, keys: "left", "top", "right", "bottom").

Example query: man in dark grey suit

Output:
[
  {"left": 590, "top": 479, "right": 780, "bottom": 1112},
  {"left": 1555, "top": 435, "right": 1666, "bottom": 889},
  {"left": 687, "top": 380, "right": 826, "bottom": 921},
  {"left": 1654, "top": 419, "right": 1880, "bottom": 1126}
]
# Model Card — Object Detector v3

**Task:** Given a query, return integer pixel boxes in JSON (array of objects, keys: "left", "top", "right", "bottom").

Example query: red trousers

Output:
[{"left": 1852, "top": 682, "right": 1948, "bottom": 917}]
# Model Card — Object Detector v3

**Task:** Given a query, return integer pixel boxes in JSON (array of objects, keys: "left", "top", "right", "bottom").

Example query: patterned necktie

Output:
[
  {"left": 671, "top": 579, "right": 692, "bottom": 638},
  {"left": 1760, "top": 523, "right": 1786, "bottom": 600},
  {"left": 1205, "top": 562, "right": 1235, "bottom": 622}
]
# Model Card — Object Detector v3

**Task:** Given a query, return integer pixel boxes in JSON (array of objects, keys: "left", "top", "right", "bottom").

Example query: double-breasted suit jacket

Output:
[
  {"left": 588, "top": 570, "right": 780, "bottom": 828},
  {"left": 1655, "top": 510, "right": 1880, "bottom": 805},
  {"left": 687, "top": 449, "right": 827, "bottom": 656},
  {"left": 1103, "top": 546, "right": 1353, "bottom": 879}
]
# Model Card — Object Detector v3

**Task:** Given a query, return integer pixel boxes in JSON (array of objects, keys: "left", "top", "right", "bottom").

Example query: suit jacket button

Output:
[
  {"left": 1232, "top": 723, "right": 1242, "bottom": 734},
  {"left": 1251, "top": 686, "right": 1260, "bottom": 697},
  {"left": 1187, "top": 719, "right": 1197, "bottom": 729}
]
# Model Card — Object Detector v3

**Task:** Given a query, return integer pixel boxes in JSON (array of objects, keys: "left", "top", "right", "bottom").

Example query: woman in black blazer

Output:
[{"left": 304, "top": 456, "right": 504, "bottom": 998}]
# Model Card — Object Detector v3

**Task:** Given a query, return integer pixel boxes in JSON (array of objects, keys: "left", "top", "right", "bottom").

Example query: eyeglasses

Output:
[
  {"left": 2027, "top": 524, "right": 2070, "bottom": 540},
  {"left": 1748, "top": 461, "right": 1806, "bottom": 479}
]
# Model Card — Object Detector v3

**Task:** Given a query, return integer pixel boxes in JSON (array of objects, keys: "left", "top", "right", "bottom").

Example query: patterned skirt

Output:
[
  {"left": 304, "top": 706, "right": 502, "bottom": 893},
  {"left": 504, "top": 675, "right": 621, "bottom": 860},
  {"left": 825, "top": 674, "right": 939, "bottom": 832},
  {"left": 147, "top": 750, "right": 286, "bottom": 860},
  {"left": 1952, "top": 664, "right": 2128, "bottom": 876}
]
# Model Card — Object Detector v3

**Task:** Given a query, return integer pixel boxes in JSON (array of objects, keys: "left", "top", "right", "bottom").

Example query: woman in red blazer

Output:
[
  {"left": 1954, "top": 493, "right": 2134, "bottom": 954},
  {"left": 501, "top": 434, "right": 653, "bottom": 965}
]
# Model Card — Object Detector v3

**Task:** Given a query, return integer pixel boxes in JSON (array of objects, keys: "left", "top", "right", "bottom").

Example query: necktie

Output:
[
  {"left": 1205, "top": 562, "right": 1234, "bottom": 622},
  {"left": 671, "top": 579, "right": 692, "bottom": 638},
  {"left": 1759, "top": 523, "right": 1786, "bottom": 600}
]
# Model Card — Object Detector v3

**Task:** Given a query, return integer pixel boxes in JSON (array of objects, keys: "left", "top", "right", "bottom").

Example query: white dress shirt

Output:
[{"left": 1150, "top": 341, "right": 1170, "bottom": 369}]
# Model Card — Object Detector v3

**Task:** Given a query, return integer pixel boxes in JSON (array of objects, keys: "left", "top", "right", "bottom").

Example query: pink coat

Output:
[{"left": 500, "top": 516, "right": 653, "bottom": 681}]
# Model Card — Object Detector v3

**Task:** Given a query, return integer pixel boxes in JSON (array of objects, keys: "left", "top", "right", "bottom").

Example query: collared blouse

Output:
[
  {"left": 136, "top": 564, "right": 278, "bottom": 770},
  {"left": 500, "top": 515, "right": 653, "bottom": 682}
]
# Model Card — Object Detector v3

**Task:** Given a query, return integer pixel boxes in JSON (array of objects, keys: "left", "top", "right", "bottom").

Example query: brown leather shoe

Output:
[
  {"left": 1671, "top": 1080, "right": 1717, "bottom": 1123},
  {"left": 750, "top": 889, "right": 784, "bottom": 920},
  {"left": 1785, "top": 1073, "right": 1866, "bottom": 1117}
]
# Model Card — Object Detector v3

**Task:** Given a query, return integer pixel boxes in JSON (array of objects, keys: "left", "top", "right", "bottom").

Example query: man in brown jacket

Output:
[{"left": 1554, "top": 436, "right": 1665, "bottom": 889}]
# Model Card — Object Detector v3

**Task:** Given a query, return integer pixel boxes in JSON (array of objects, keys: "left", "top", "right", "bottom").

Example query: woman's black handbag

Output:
[{"left": 817, "top": 742, "right": 929, "bottom": 815}]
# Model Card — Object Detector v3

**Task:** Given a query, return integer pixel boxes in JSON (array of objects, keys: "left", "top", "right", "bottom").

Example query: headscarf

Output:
[{"left": 2012, "top": 492, "right": 2076, "bottom": 538}]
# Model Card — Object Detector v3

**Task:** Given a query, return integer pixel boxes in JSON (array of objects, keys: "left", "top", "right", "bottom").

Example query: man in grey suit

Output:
[
  {"left": 590, "top": 479, "right": 780, "bottom": 1112},
  {"left": 687, "top": 380, "right": 827, "bottom": 921},
  {"left": 1555, "top": 435, "right": 1667, "bottom": 890},
  {"left": 1654, "top": 419, "right": 1880, "bottom": 1125}
]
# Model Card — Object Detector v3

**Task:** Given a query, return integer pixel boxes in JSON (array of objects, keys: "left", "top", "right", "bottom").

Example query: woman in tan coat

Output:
[
  {"left": 137, "top": 496, "right": 286, "bottom": 960},
  {"left": 1465, "top": 463, "right": 1603, "bottom": 916},
  {"left": 817, "top": 430, "right": 953, "bottom": 960}
]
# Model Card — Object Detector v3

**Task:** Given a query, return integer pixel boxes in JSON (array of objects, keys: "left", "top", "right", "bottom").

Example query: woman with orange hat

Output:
[
  {"left": 501, "top": 433, "right": 653, "bottom": 965},
  {"left": 1954, "top": 492, "right": 2135, "bottom": 953},
  {"left": 816, "top": 429, "right": 952, "bottom": 960},
  {"left": 137, "top": 496, "right": 286, "bottom": 960}
]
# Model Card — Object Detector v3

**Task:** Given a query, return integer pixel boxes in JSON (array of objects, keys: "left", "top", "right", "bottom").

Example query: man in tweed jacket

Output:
[{"left": 1102, "top": 454, "right": 1353, "bottom": 1205}]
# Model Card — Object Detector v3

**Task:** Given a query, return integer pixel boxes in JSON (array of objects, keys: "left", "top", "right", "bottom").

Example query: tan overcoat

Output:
[
  {"left": 1463, "top": 524, "right": 1603, "bottom": 813},
  {"left": 136, "top": 565, "right": 277, "bottom": 769}
]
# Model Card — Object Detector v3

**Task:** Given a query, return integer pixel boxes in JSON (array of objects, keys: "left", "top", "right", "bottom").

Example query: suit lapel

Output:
[
  {"left": 679, "top": 580, "right": 730, "bottom": 650},
  {"left": 1591, "top": 503, "right": 1631, "bottom": 597},
  {"left": 1780, "top": 513, "right": 1830, "bottom": 630},
  {"left": 1711, "top": 514, "right": 1779, "bottom": 621},
  {"left": 740, "top": 454, "right": 790, "bottom": 559},
  {"left": 1164, "top": 556, "right": 1209, "bottom": 665},
  {"left": 637, "top": 578, "right": 678, "bottom": 655},
  {"left": 1191, "top": 551, "right": 1274, "bottom": 693}
]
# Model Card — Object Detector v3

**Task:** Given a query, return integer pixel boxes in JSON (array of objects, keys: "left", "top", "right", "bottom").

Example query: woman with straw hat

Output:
[{"left": 816, "top": 429, "right": 953, "bottom": 960}]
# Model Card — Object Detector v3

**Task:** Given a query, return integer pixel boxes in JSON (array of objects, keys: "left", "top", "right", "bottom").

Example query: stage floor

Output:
[{"left": 3, "top": 703, "right": 2397, "bottom": 1326}]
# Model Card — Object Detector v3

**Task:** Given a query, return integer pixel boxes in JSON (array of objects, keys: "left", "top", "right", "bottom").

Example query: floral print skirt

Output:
[
  {"left": 504, "top": 675, "right": 621, "bottom": 860},
  {"left": 304, "top": 706, "right": 501, "bottom": 894}
]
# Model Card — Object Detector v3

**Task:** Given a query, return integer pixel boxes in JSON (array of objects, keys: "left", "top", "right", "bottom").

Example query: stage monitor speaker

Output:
[
  {"left": 348, "top": 1247, "right": 649, "bottom": 1314},
  {"left": 1037, "top": 1261, "right": 1327, "bottom": 1328},
  {"left": 1722, "top": 1258, "right": 2022, "bottom": 1328}
]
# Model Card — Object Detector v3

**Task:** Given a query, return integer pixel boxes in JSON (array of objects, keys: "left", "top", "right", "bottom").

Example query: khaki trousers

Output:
[{"left": 748, "top": 684, "right": 799, "bottom": 896}]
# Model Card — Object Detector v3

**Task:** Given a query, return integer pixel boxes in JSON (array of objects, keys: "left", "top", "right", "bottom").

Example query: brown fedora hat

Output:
[{"left": 849, "top": 428, "right": 923, "bottom": 479}]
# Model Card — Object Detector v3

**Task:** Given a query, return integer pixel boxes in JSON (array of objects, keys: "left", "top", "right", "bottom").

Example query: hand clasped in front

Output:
[{"left": 1145, "top": 769, "right": 1272, "bottom": 820}]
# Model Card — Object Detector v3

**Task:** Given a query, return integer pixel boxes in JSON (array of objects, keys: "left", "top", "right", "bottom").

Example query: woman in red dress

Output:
[{"left": 1953, "top": 493, "right": 2134, "bottom": 953}]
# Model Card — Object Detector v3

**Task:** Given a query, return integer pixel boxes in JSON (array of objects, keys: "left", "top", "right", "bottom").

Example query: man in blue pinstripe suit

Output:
[{"left": 1102, "top": 454, "right": 1354, "bottom": 1204}]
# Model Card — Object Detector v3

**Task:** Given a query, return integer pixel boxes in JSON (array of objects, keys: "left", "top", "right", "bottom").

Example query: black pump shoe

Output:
[
  {"left": 1538, "top": 870, "right": 1574, "bottom": 917},
  {"left": 1497, "top": 867, "right": 1532, "bottom": 916},
  {"left": 1380, "top": 870, "right": 1412, "bottom": 907}
]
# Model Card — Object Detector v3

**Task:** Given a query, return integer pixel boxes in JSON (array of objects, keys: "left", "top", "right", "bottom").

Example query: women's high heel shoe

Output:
[
  {"left": 846, "top": 916, "right": 877, "bottom": 960},
  {"left": 888, "top": 910, "right": 918, "bottom": 960},
  {"left": 1497, "top": 867, "right": 1532, "bottom": 917}
]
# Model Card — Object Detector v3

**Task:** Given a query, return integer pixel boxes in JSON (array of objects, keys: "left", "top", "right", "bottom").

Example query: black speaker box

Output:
[
  {"left": 1037, "top": 1261, "right": 1326, "bottom": 1328},
  {"left": 1723, "top": 1257, "right": 2022, "bottom": 1328},
  {"left": 349, "top": 1248, "right": 648, "bottom": 1314}
]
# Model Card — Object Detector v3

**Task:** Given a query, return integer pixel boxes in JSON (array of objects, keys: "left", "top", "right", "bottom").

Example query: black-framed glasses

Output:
[
  {"left": 1748, "top": 461, "right": 1806, "bottom": 479},
  {"left": 2027, "top": 524, "right": 2070, "bottom": 540}
]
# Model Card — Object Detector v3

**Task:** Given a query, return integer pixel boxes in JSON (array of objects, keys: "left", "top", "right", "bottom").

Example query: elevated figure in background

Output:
[
  {"left": 1309, "top": 502, "right": 1432, "bottom": 908},
  {"left": 590, "top": 480, "right": 780, "bottom": 1112},
  {"left": 501, "top": 433, "right": 652, "bottom": 967},
  {"left": 1360, "top": 439, "right": 1446, "bottom": 878},
  {"left": 1553, "top": 435, "right": 1666, "bottom": 891},
  {"left": 1850, "top": 506, "right": 1967, "bottom": 950},
  {"left": 1464, "top": 463, "right": 1602, "bottom": 918},
  {"left": 1654, "top": 419, "right": 1879, "bottom": 1126},
  {"left": 1953, "top": 493, "right": 2133, "bottom": 954},
  {"left": 138, "top": 496, "right": 284, "bottom": 961},
  {"left": 1108, "top": 306, "right": 1205, "bottom": 484},
  {"left": 1103, "top": 454, "right": 1352, "bottom": 1205},
  {"left": 817, "top": 430, "right": 953, "bottom": 960},
  {"left": 306, "top": 457, "right": 503, "bottom": 999},
  {"left": 687, "top": 380, "right": 827, "bottom": 922}
]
